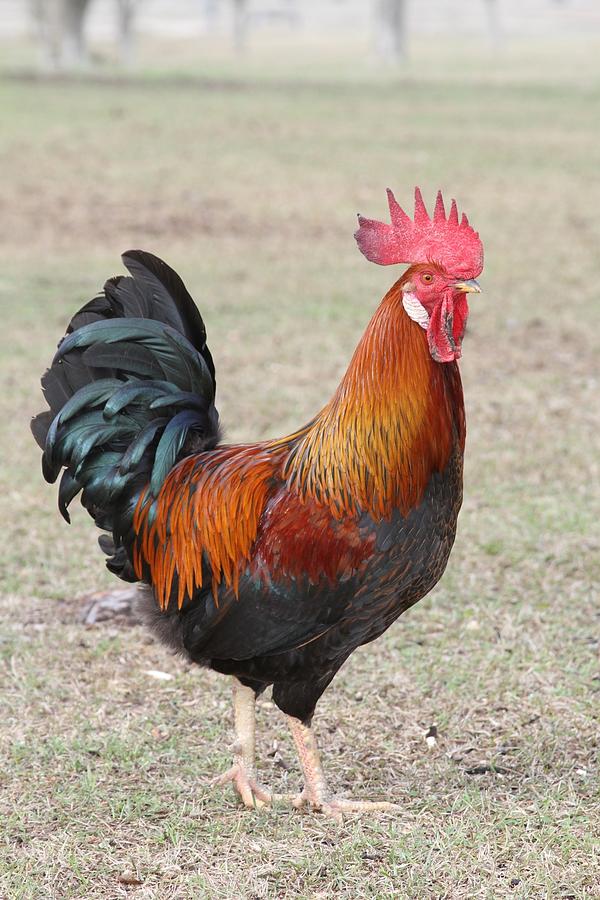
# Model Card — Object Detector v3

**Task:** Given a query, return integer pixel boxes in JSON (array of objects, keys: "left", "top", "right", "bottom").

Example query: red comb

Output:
[{"left": 355, "top": 187, "right": 483, "bottom": 279}]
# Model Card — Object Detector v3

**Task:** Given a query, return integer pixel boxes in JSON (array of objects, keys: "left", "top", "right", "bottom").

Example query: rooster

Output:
[{"left": 32, "top": 187, "right": 483, "bottom": 817}]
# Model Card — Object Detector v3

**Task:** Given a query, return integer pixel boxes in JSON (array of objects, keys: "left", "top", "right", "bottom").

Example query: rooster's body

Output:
[{"left": 33, "top": 188, "right": 483, "bottom": 815}]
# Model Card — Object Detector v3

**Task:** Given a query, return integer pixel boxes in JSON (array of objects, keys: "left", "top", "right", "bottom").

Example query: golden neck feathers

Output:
[{"left": 283, "top": 280, "right": 465, "bottom": 520}]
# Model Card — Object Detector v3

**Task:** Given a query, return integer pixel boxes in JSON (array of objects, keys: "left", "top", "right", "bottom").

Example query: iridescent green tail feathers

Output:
[{"left": 31, "top": 251, "right": 219, "bottom": 581}]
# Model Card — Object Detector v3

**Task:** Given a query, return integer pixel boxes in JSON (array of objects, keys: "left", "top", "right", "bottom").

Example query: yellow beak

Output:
[{"left": 453, "top": 279, "right": 481, "bottom": 293}]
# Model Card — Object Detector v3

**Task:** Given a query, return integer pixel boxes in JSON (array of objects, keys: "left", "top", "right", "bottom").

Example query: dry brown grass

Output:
[{"left": 1, "top": 36, "right": 599, "bottom": 899}]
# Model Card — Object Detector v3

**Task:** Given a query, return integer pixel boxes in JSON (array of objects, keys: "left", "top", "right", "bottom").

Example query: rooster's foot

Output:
[
  {"left": 212, "top": 763, "right": 272, "bottom": 809},
  {"left": 287, "top": 716, "right": 400, "bottom": 819},
  {"left": 292, "top": 789, "right": 400, "bottom": 821}
]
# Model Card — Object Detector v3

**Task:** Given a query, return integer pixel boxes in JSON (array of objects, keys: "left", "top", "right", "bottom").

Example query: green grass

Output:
[{"left": 1, "top": 37, "right": 599, "bottom": 899}]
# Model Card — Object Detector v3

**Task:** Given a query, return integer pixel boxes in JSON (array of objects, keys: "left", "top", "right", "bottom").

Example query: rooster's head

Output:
[{"left": 355, "top": 187, "right": 484, "bottom": 362}]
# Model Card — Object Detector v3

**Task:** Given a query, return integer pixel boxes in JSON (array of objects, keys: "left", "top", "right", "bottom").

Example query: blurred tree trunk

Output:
[
  {"left": 482, "top": 0, "right": 503, "bottom": 51},
  {"left": 116, "top": 0, "right": 137, "bottom": 66},
  {"left": 30, "top": 0, "right": 61, "bottom": 69},
  {"left": 30, "top": 0, "right": 93, "bottom": 70},
  {"left": 374, "top": 0, "right": 408, "bottom": 63},
  {"left": 232, "top": 0, "right": 249, "bottom": 54},
  {"left": 61, "top": 0, "right": 92, "bottom": 67}
]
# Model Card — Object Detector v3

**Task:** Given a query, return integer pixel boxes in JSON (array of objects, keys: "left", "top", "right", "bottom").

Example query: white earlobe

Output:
[{"left": 402, "top": 292, "right": 430, "bottom": 330}]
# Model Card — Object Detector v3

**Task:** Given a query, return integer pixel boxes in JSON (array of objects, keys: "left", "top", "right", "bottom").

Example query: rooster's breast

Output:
[{"left": 331, "top": 442, "right": 464, "bottom": 651}]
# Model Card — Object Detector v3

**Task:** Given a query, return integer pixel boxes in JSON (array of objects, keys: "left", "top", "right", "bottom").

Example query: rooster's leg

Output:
[
  {"left": 212, "top": 678, "right": 272, "bottom": 808},
  {"left": 287, "top": 716, "right": 400, "bottom": 820}
]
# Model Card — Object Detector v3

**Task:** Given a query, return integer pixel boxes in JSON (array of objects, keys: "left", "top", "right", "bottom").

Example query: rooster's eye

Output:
[{"left": 421, "top": 273, "right": 433, "bottom": 284}]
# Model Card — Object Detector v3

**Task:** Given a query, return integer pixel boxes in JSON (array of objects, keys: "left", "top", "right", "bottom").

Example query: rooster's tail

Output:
[{"left": 31, "top": 251, "right": 218, "bottom": 582}]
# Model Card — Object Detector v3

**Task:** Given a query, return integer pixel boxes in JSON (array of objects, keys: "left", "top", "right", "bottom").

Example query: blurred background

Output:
[
  {"left": 1, "top": 2, "right": 599, "bottom": 897},
  {"left": 2, "top": 1, "right": 600, "bottom": 71}
]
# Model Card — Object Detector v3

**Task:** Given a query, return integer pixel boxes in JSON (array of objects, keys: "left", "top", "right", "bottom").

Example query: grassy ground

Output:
[{"left": 1, "top": 36, "right": 599, "bottom": 899}]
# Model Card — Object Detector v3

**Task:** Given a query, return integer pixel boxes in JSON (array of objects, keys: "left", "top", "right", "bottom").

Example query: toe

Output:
[
  {"left": 325, "top": 797, "right": 400, "bottom": 817},
  {"left": 237, "top": 779, "right": 256, "bottom": 808},
  {"left": 210, "top": 766, "right": 236, "bottom": 787},
  {"left": 211, "top": 763, "right": 273, "bottom": 809},
  {"left": 249, "top": 781, "right": 273, "bottom": 805}
]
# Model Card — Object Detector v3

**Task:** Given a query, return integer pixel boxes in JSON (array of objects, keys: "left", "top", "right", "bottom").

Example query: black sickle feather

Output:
[
  {"left": 31, "top": 250, "right": 220, "bottom": 582},
  {"left": 122, "top": 250, "right": 216, "bottom": 388}
]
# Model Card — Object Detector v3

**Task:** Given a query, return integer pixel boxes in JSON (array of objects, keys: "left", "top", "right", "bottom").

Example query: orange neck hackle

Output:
[{"left": 283, "top": 275, "right": 464, "bottom": 520}]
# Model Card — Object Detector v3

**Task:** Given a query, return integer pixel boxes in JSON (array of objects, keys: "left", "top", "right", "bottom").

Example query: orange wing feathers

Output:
[{"left": 134, "top": 445, "right": 282, "bottom": 608}]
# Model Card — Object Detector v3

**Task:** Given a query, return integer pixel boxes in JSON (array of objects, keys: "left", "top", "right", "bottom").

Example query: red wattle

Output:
[{"left": 427, "top": 291, "right": 469, "bottom": 363}]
